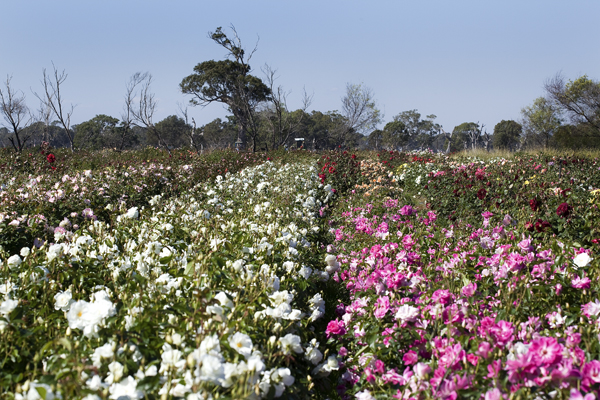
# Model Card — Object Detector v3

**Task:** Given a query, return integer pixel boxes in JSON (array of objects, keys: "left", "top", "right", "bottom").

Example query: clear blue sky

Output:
[{"left": 1, "top": 0, "right": 599, "bottom": 134}]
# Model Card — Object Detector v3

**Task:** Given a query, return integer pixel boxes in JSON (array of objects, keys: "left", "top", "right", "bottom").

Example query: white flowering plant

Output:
[{"left": 0, "top": 154, "right": 344, "bottom": 399}]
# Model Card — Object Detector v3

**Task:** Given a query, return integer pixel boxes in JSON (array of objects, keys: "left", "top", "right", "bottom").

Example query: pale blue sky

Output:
[{"left": 1, "top": 1, "right": 599, "bottom": 133}]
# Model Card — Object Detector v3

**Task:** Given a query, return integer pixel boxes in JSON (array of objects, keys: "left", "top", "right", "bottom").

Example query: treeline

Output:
[{"left": 2, "top": 26, "right": 600, "bottom": 153}]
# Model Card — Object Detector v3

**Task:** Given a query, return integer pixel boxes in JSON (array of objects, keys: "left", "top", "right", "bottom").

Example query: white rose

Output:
[
  {"left": 7, "top": 254, "right": 22, "bottom": 269},
  {"left": 54, "top": 290, "right": 73, "bottom": 312},
  {"left": 279, "top": 334, "right": 303, "bottom": 355},
  {"left": 395, "top": 304, "right": 420, "bottom": 323},
  {"left": 574, "top": 253, "right": 592, "bottom": 268},
  {"left": 125, "top": 207, "right": 139, "bottom": 219},
  {"left": 228, "top": 332, "right": 253, "bottom": 357},
  {"left": 0, "top": 299, "right": 18, "bottom": 316},
  {"left": 47, "top": 244, "right": 64, "bottom": 262}
]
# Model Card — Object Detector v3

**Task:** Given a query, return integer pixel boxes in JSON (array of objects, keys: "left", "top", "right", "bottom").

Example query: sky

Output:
[{"left": 1, "top": 0, "right": 599, "bottom": 134}]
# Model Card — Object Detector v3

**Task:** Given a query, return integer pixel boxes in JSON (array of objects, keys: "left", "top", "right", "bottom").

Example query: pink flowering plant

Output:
[{"left": 326, "top": 154, "right": 600, "bottom": 399}]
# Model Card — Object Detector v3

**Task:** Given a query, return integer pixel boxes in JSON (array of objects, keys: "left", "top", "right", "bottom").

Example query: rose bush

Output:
[
  {"left": 0, "top": 152, "right": 344, "bottom": 399},
  {"left": 325, "top": 152, "right": 600, "bottom": 399}
]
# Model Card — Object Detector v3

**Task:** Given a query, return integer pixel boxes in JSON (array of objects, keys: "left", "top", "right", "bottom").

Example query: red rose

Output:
[
  {"left": 556, "top": 202, "right": 571, "bottom": 218},
  {"left": 477, "top": 188, "right": 486, "bottom": 200},
  {"left": 529, "top": 198, "right": 540, "bottom": 212},
  {"left": 46, "top": 153, "right": 56, "bottom": 163}
]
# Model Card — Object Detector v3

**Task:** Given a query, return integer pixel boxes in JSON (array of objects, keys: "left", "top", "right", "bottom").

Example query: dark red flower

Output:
[
  {"left": 477, "top": 188, "right": 486, "bottom": 200},
  {"left": 534, "top": 219, "right": 551, "bottom": 232},
  {"left": 46, "top": 153, "right": 56, "bottom": 163},
  {"left": 529, "top": 198, "right": 540, "bottom": 212},
  {"left": 525, "top": 221, "right": 535, "bottom": 232},
  {"left": 556, "top": 202, "right": 572, "bottom": 218}
]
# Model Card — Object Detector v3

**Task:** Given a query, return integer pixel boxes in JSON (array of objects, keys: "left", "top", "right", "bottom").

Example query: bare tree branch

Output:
[
  {"left": 0, "top": 75, "right": 34, "bottom": 152},
  {"left": 34, "top": 63, "right": 76, "bottom": 151},
  {"left": 261, "top": 64, "right": 313, "bottom": 150},
  {"left": 177, "top": 102, "right": 203, "bottom": 153},
  {"left": 126, "top": 72, "right": 170, "bottom": 153}
]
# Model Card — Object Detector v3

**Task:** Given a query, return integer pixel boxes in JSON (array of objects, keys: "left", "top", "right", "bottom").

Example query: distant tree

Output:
[
  {"left": 492, "top": 120, "right": 522, "bottom": 151},
  {"left": 115, "top": 73, "right": 150, "bottom": 151},
  {"left": 125, "top": 72, "right": 171, "bottom": 152},
  {"left": 180, "top": 26, "right": 271, "bottom": 152},
  {"left": 20, "top": 120, "right": 69, "bottom": 148},
  {"left": 0, "top": 76, "right": 34, "bottom": 152},
  {"left": 545, "top": 74, "right": 600, "bottom": 135},
  {"left": 338, "top": 83, "right": 382, "bottom": 147},
  {"left": 151, "top": 115, "right": 191, "bottom": 149},
  {"left": 520, "top": 97, "right": 562, "bottom": 149},
  {"left": 449, "top": 123, "right": 470, "bottom": 152},
  {"left": 260, "top": 64, "right": 312, "bottom": 150},
  {"left": 381, "top": 120, "right": 409, "bottom": 150},
  {"left": 550, "top": 124, "right": 600, "bottom": 150},
  {"left": 303, "top": 110, "right": 356, "bottom": 150},
  {"left": 176, "top": 104, "right": 204, "bottom": 153},
  {"left": 201, "top": 117, "right": 238, "bottom": 149},
  {"left": 392, "top": 110, "right": 441, "bottom": 150},
  {"left": 0, "top": 127, "right": 10, "bottom": 148},
  {"left": 451, "top": 122, "right": 484, "bottom": 151},
  {"left": 74, "top": 115, "right": 120, "bottom": 150},
  {"left": 35, "top": 64, "right": 76, "bottom": 151},
  {"left": 367, "top": 129, "right": 383, "bottom": 150}
]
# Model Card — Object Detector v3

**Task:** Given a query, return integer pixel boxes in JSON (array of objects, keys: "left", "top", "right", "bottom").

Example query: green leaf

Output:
[
  {"left": 58, "top": 337, "right": 72, "bottom": 352},
  {"left": 184, "top": 261, "right": 195, "bottom": 276},
  {"left": 35, "top": 386, "right": 47, "bottom": 400}
]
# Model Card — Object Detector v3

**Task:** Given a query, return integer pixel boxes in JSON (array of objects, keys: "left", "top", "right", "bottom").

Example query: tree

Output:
[
  {"left": 338, "top": 83, "right": 382, "bottom": 146},
  {"left": 450, "top": 122, "right": 484, "bottom": 151},
  {"left": 36, "top": 64, "right": 76, "bottom": 151},
  {"left": 177, "top": 104, "right": 203, "bottom": 153},
  {"left": 392, "top": 110, "right": 441, "bottom": 150},
  {"left": 124, "top": 72, "right": 170, "bottom": 152},
  {"left": 304, "top": 110, "right": 357, "bottom": 150},
  {"left": 492, "top": 120, "right": 522, "bottom": 151},
  {"left": 520, "top": 97, "right": 562, "bottom": 149},
  {"left": 116, "top": 73, "right": 148, "bottom": 151},
  {"left": 74, "top": 115, "right": 120, "bottom": 150},
  {"left": 260, "top": 64, "right": 312, "bottom": 150},
  {"left": 180, "top": 26, "right": 271, "bottom": 152},
  {"left": 0, "top": 76, "right": 33, "bottom": 152},
  {"left": 152, "top": 115, "right": 191, "bottom": 149},
  {"left": 367, "top": 129, "right": 383, "bottom": 150},
  {"left": 545, "top": 74, "right": 600, "bottom": 135},
  {"left": 201, "top": 117, "right": 238, "bottom": 149},
  {"left": 381, "top": 120, "right": 409, "bottom": 150}
]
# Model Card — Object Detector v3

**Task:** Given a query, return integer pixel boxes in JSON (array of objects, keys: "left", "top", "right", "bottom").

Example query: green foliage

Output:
[
  {"left": 492, "top": 119, "right": 522, "bottom": 151},
  {"left": 180, "top": 26, "right": 271, "bottom": 152},
  {"left": 0, "top": 148, "right": 272, "bottom": 254},
  {"left": 392, "top": 110, "right": 441, "bottom": 150},
  {"left": 551, "top": 124, "right": 600, "bottom": 150},
  {"left": 381, "top": 120, "right": 409, "bottom": 150},
  {"left": 546, "top": 74, "right": 600, "bottom": 135},
  {"left": 317, "top": 150, "right": 362, "bottom": 194},
  {"left": 521, "top": 97, "right": 562, "bottom": 149},
  {"left": 151, "top": 115, "right": 191, "bottom": 149},
  {"left": 450, "top": 122, "right": 479, "bottom": 152},
  {"left": 73, "top": 114, "right": 120, "bottom": 150}
]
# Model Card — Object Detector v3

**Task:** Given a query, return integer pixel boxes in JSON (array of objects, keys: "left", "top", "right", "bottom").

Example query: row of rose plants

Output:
[
  {"left": 0, "top": 156, "right": 347, "bottom": 399},
  {"left": 323, "top": 152, "right": 600, "bottom": 399},
  {"left": 0, "top": 148, "right": 281, "bottom": 255},
  {"left": 393, "top": 153, "right": 600, "bottom": 245}
]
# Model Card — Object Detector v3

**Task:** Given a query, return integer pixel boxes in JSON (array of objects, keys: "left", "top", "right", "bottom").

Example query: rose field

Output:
[{"left": 1, "top": 148, "right": 600, "bottom": 400}]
